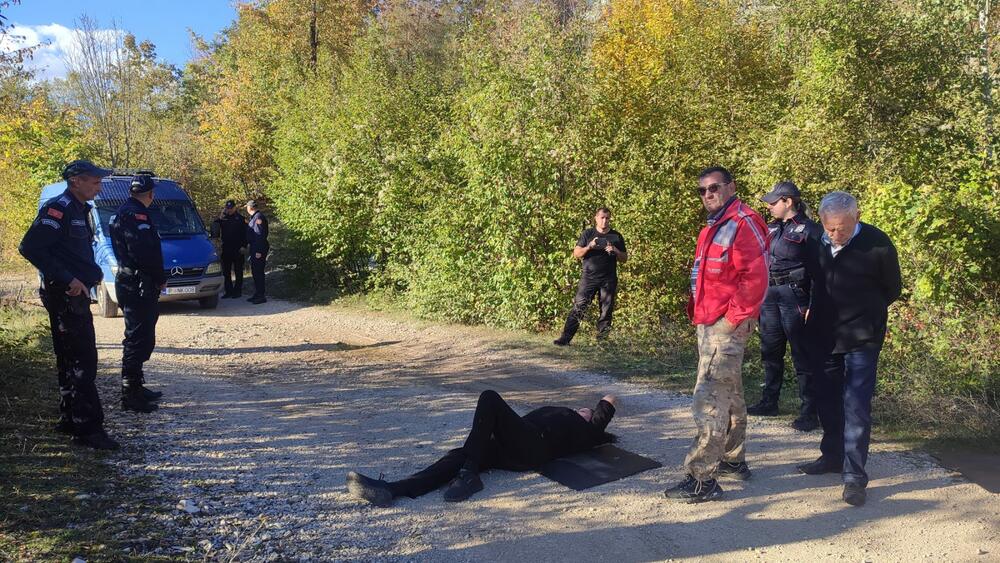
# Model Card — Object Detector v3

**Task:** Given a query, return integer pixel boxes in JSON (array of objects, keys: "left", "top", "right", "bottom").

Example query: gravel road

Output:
[{"left": 80, "top": 296, "right": 999, "bottom": 562}]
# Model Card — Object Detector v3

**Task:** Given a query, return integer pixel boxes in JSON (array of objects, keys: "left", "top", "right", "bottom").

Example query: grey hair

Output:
[{"left": 818, "top": 191, "right": 859, "bottom": 217}]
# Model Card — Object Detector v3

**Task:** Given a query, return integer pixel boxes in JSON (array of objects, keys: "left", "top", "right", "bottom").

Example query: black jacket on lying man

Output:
[{"left": 347, "top": 389, "right": 617, "bottom": 505}]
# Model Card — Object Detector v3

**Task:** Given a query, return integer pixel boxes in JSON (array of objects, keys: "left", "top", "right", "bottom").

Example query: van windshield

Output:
[{"left": 97, "top": 200, "right": 206, "bottom": 236}]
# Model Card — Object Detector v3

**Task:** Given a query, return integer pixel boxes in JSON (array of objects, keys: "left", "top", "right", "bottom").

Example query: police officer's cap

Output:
[
  {"left": 62, "top": 159, "right": 112, "bottom": 180},
  {"left": 130, "top": 174, "right": 155, "bottom": 194},
  {"left": 224, "top": 200, "right": 236, "bottom": 209},
  {"left": 761, "top": 181, "right": 801, "bottom": 204}
]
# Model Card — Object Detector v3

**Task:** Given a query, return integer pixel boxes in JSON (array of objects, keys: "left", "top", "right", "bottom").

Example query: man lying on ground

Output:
[{"left": 346, "top": 389, "right": 618, "bottom": 506}]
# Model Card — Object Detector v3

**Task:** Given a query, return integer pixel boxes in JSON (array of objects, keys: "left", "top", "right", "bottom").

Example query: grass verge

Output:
[{"left": 0, "top": 299, "right": 173, "bottom": 562}]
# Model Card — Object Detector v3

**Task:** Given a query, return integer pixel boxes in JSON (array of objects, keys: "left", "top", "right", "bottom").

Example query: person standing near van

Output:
[
  {"left": 748, "top": 181, "right": 823, "bottom": 432},
  {"left": 18, "top": 159, "right": 119, "bottom": 450},
  {"left": 212, "top": 200, "right": 248, "bottom": 298},
  {"left": 109, "top": 174, "right": 165, "bottom": 413},
  {"left": 245, "top": 200, "right": 269, "bottom": 305}
]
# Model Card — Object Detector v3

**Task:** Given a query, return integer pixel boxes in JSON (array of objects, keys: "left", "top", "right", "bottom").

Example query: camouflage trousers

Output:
[{"left": 684, "top": 316, "right": 755, "bottom": 481}]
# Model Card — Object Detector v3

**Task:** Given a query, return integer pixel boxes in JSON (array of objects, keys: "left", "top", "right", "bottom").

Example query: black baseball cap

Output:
[
  {"left": 761, "top": 181, "right": 801, "bottom": 204},
  {"left": 224, "top": 200, "right": 236, "bottom": 209},
  {"left": 129, "top": 174, "right": 155, "bottom": 194},
  {"left": 62, "top": 159, "right": 112, "bottom": 180}
]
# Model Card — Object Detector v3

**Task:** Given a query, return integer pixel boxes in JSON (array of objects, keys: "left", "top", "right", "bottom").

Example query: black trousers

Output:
[
  {"left": 558, "top": 274, "right": 617, "bottom": 342},
  {"left": 116, "top": 280, "right": 160, "bottom": 387},
  {"left": 220, "top": 251, "right": 244, "bottom": 295},
  {"left": 389, "top": 390, "right": 550, "bottom": 498},
  {"left": 758, "top": 283, "right": 816, "bottom": 416},
  {"left": 250, "top": 250, "right": 267, "bottom": 298},
  {"left": 40, "top": 285, "right": 104, "bottom": 435}
]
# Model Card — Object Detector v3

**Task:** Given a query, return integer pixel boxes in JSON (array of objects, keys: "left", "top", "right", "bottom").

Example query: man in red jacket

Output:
[{"left": 664, "top": 166, "right": 769, "bottom": 503}]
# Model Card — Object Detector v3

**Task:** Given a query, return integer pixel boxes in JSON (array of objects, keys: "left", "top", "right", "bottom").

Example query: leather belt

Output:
[{"left": 769, "top": 268, "right": 807, "bottom": 287}]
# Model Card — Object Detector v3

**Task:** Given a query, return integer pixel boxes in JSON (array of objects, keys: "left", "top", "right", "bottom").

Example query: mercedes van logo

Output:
[{"left": 170, "top": 266, "right": 184, "bottom": 277}]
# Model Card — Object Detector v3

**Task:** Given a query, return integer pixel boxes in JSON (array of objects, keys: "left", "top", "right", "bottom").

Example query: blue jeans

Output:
[
  {"left": 816, "top": 347, "right": 881, "bottom": 486},
  {"left": 758, "top": 283, "right": 816, "bottom": 416}
]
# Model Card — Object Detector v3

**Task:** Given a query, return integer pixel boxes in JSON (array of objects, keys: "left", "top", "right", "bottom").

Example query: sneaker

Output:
[
  {"left": 121, "top": 387, "right": 159, "bottom": 413},
  {"left": 796, "top": 457, "right": 841, "bottom": 475},
  {"left": 552, "top": 337, "right": 571, "bottom": 346},
  {"left": 746, "top": 401, "right": 779, "bottom": 416},
  {"left": 842, "top": 482, "right": 867, "bottom": 506},
  {"left": 443, "top": 469, "right": 484, "bottom": 502},
  {"left": 346, "top": 471, "right": 393, "bottom": 507},
  {"left": 72, "top": 430, "right": 120, "bottom": 450},
  {"left": 716, "top": 461, "right": 751, "bottom": 481},
  {"left": 791, "top": 415, "right": 819, "bottom": 432},
  {"left": 142, "top": 386, "right": 163, "bottom": 401},
  {"left": 663, "top": 474, "right": 723, "bottom": 503}
]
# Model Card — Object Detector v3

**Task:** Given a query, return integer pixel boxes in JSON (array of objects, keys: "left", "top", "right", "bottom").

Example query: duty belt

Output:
[{"left": 769, "top": 268, "right": 807, "bottom": 287}]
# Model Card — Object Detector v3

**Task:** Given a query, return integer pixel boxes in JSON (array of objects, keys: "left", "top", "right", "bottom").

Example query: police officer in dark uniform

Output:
[
  {"left": 211, "top": 200, "right": 248, "bottom": 298},
  {"left": 18, "top": 159, "right": 119, "bottom": 450},
  {"left": 109, "top": 174, "right": 165, "bottom": 413},
  {"left": 553, "top": 207, "right": 628, "bottom": 345},
  {"left": 245, "top": 199, "right": 269, "bottom": 304},
  {"left": 747, "top": 181, "right": 822, "bottom": 432}
]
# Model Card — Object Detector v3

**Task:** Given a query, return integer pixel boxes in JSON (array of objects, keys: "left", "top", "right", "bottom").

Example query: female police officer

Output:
[{"left": 746, "top": 181, "right": 822, "bottom": 432}]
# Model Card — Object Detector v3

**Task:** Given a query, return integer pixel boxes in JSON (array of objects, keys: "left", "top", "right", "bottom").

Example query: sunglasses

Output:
[{"left": 697, "top": 182, "right": 728, "bottom": 196}]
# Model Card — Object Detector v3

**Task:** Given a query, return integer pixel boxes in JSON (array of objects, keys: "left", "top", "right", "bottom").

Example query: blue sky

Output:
[{"left": 1, "top": 1, "right": 238, "bottom": 80}]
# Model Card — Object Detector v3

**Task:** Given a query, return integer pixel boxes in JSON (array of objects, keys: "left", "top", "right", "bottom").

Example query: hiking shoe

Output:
[
  {"left": 843, "top": 482, "right": 867, "bottom": 506},
  {"left": 72, "top": 430, "right": 120, "bottom": 450},
  {"left": 796, "top": 457, "right": 840, "bottom": 475},
  {"left": 663, "top": 475, "right": 723, "bottom": 503},
  {"left": 443, "top": 469, "right": 484, "bottom": 502},
  {"left": 791, "top": 415, "right": 819, "bottom": 432},
  {"left": 142, "top": 386, "right": 163, "bottom": 401},
  {"left": 346, "top": 471, "right": 393, "bottom": 507},
  {"left": 746, "top": 401, "right": 779, "bottom": 416},
  {"left": 552, "top": 337, "right": 571, "bottom": 346},
  {"left": 716, "top": 461, "right": 751, "bottom": 481},
  {"left": 121, "top": 387, "right": 159, "bottom": 413},
  {"left": 54, "top": 418, "right": 75, "bottom": 435}
]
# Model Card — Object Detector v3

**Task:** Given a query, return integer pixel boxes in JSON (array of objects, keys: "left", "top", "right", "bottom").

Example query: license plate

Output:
[{"left": 163, "top": 286, "right": 197, "bottom": 295}]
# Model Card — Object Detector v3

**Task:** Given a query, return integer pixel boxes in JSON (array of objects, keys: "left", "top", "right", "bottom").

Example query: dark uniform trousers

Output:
[
  {"left": 389, "top": 390, "right": 550, "bottom": 499},
  {"left": 116, "top": 274, "right": 160, "bottom": 385},
  {"left": 40, "top": 283, "right": 104, "bottom": 434},
  {"left": 559, "top": 275, "right": 617, "bottom": 340},
  {"left": 250, "top": 250, "right": 267, "bottom": 299},
  {"left": 758, "top": 282, "right": 816, "bottom": 416},
  {"left": 221, "top": 250, "right": 245, "bottom": 296}
]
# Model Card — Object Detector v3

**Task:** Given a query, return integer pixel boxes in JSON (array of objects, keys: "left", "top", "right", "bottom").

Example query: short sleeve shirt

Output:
[{"left": 577, "top": 228, "right": 626, "bottom": 279}]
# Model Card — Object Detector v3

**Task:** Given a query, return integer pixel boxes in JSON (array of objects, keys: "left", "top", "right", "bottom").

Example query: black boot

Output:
[
  {"left": 443, "top": 469, "right": 484, "bottom": 502},
  {"left": 346, "top": 471, "right": 393, "bottom": 507},
  {"left": 122, "top": 385, "right": 158, "bottom": 413},
  {"left": 746, "top": 400, "right": 779, "bottom": 416},
  {"left": 72, "top": 430, "right": 120, "bottom": 450}
]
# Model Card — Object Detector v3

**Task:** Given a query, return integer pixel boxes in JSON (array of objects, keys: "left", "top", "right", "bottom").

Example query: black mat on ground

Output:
[{"left": 538, "top": 444, "right": 663, "bottom": 491}]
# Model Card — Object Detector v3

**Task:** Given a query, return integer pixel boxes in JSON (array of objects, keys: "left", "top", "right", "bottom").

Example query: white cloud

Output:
[{"left": 0, "top": 22, "right": 122, "bottom": 81}]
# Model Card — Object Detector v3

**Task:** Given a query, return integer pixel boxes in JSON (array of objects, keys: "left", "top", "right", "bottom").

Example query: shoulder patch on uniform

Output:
[
  {"left": 47, "top": 207, "right": 64, "bottom": 219},
  {"left": 794, "top": 224, "right": 805, "bottom": 233},
  {"left": 138, "top": 224, "right": 151, "bottom": 230},
  {"left": 134, "top": 213, "right": 148, "bottom": 221},
  {"left": 40, "top": 218, "right": 61, "bottom": 229}
]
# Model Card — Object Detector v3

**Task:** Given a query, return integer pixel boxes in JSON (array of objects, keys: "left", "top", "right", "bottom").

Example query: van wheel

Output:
[
  {"left": 98, "top": 285, "right": 120, "bottom": 318},
  {"left": 198, "top": 295, "right": 219, "bottom": 309}
]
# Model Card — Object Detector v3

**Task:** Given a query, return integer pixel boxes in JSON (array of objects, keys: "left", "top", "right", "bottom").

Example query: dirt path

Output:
[{"left": 86, "top": 296, "right": 998, "bottom": 562}]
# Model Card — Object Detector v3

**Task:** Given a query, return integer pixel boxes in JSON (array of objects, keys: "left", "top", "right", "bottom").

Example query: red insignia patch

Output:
[
  {"left": 46, "top": 207, "right": 63, "bottom": 219},
  {"left": 135, "top": 213, "right": 148, "bottom": 221}
]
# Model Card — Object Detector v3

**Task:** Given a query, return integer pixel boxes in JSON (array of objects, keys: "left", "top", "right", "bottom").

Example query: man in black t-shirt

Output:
[{"left": 554, "top": 207, "right": 628, "bottom": 345}]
